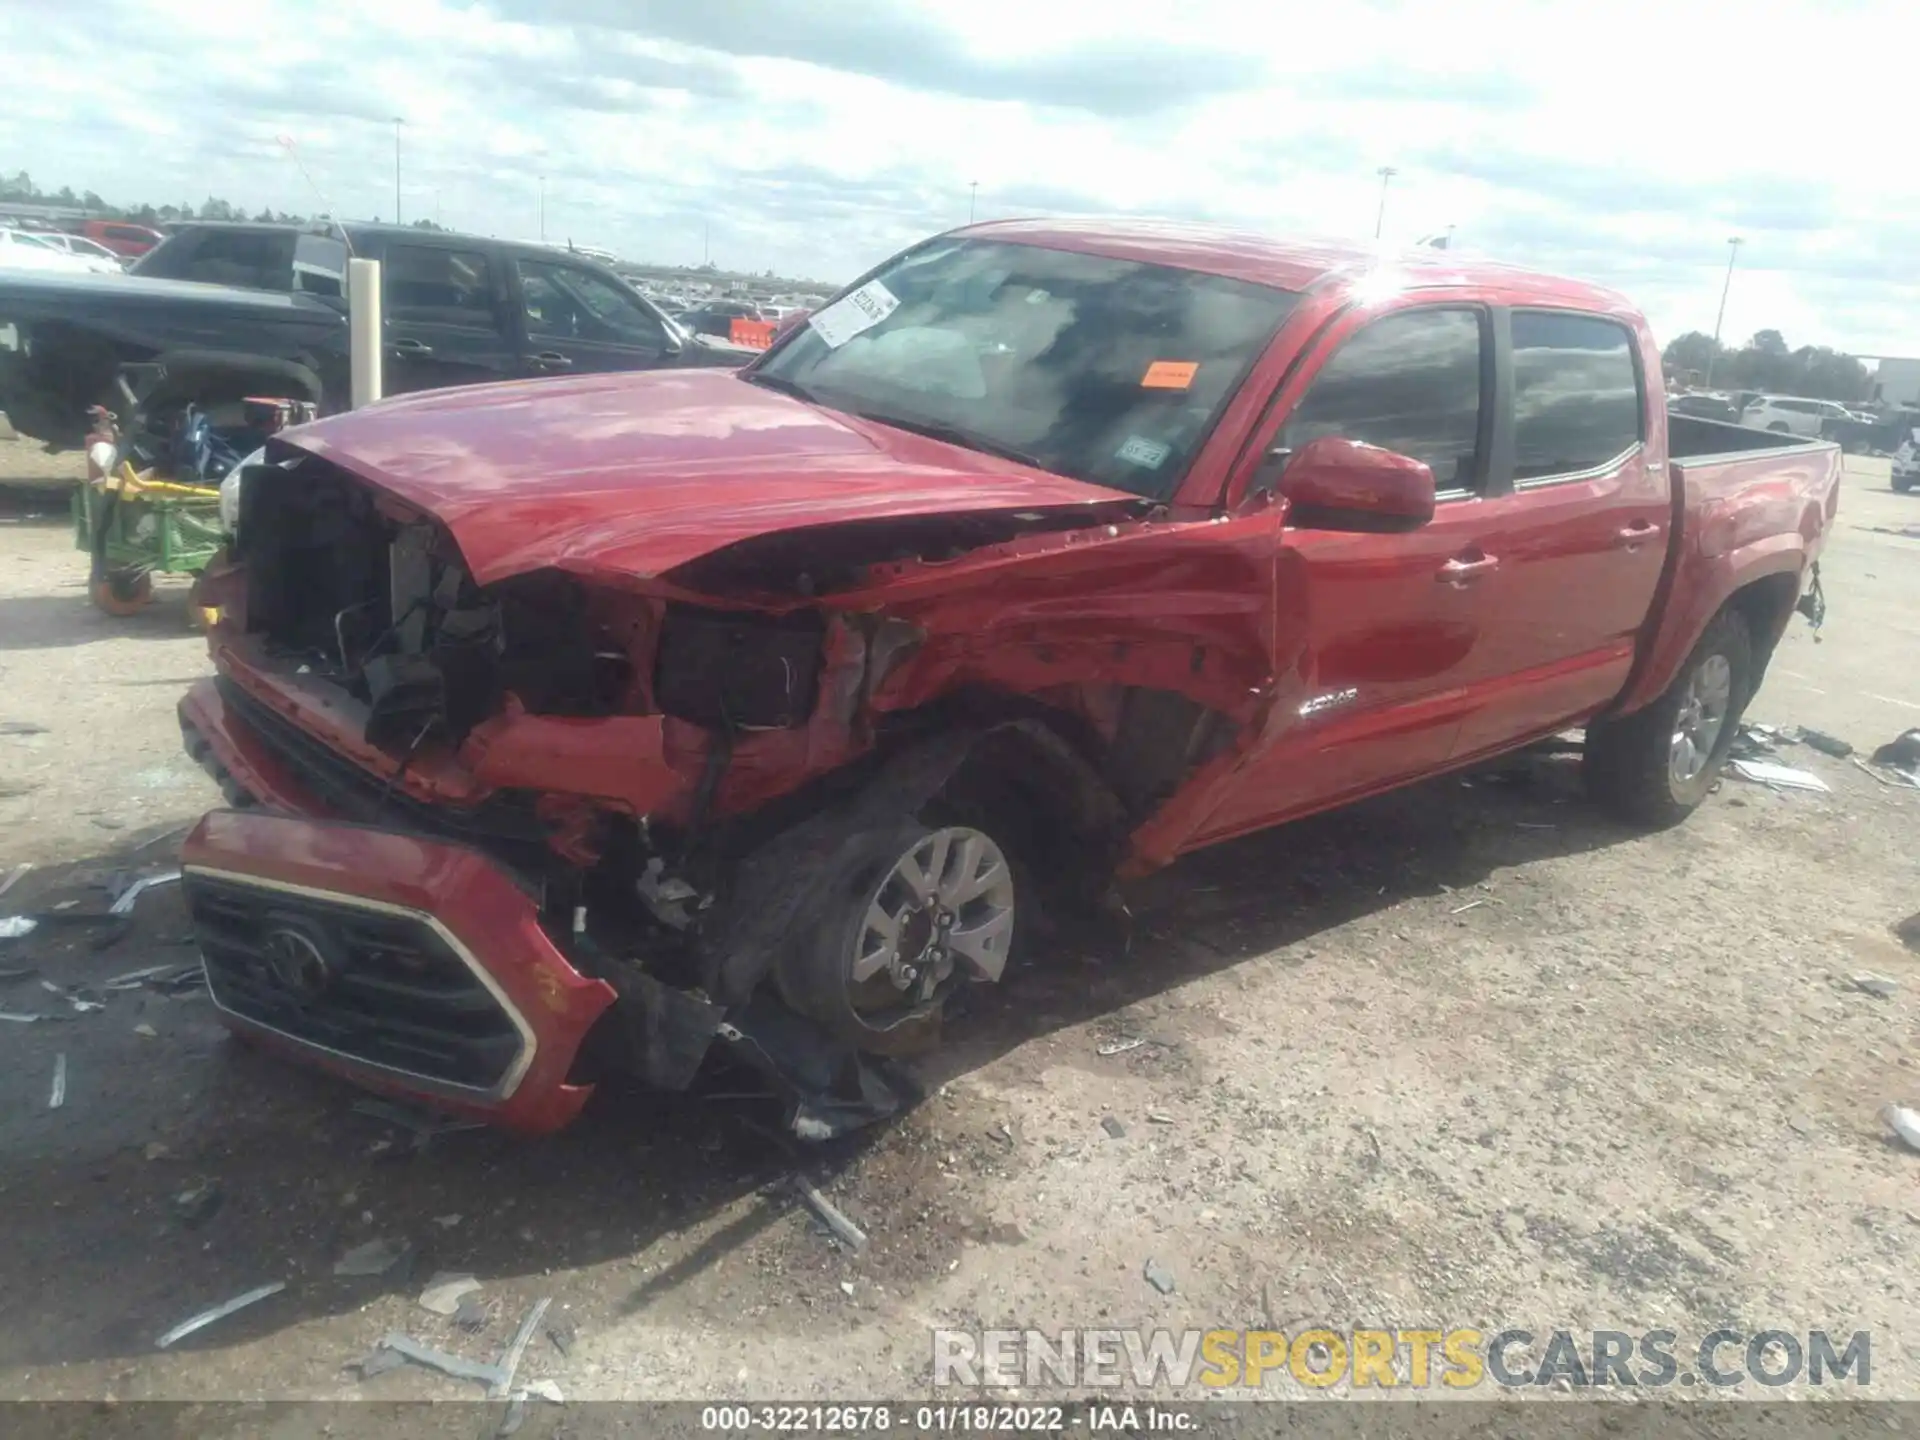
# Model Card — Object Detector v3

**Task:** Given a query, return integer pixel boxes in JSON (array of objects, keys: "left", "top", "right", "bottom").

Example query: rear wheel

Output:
[
  {"left": 775, "top": 820, "right": 1016, "bottom": 1055},
  {"left": 1585, "top": 610, "right": 1754, "bottom": 827}
]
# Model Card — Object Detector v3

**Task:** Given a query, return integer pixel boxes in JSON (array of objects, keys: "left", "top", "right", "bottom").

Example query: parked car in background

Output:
[
  {"left": 71, "top": 219, "right": 165, "bottom": 258},
  {"left": 0, "top": 221, "right": 756, "bottom": 448},
  {"left": 1894, "top": 429, "right": 1920, "bottom": 493},
  {"left": 30, "top": 231, "right": 127, "bottom": 270},
  {"left": 1742, "top": 394, "right": 1859, "bottom": 436},
  {"left": 176, "top": 220, "right": 1839, "bottom": 1137},
  {"left": 1668, "top": 392, "right": 1742, "bottom": 423},
  {"left": 678, "top": 297, "right": 765, "bottom": 338},
  {"left": 0, "top": 227, "right": 115, "bottom": 276}
]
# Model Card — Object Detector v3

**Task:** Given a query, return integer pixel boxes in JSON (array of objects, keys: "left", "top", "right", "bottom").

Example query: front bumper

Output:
[{"left": 182, "top": 808, "right": 616, "bottom": 1134}]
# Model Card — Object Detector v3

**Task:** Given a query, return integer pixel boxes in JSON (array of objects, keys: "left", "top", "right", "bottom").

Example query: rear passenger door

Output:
[
  {"left": 377, "top": 239, "right": 520, "bottom": 395},
  {"left": 511, "top": 257, "right": 675, "bottom": 377},
  {"left": 1448, "top": 308, "right": 1666, "bottom": 757}
]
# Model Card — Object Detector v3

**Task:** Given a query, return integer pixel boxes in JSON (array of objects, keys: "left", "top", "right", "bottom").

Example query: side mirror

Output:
[{"left": 1275, "top": 436, "right": 1437, "bottom": 533}]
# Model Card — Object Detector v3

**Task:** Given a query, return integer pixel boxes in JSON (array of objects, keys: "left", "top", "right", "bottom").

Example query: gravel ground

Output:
[{"left": 1, "top": 436, "right": 1917, "bottom": 1425}]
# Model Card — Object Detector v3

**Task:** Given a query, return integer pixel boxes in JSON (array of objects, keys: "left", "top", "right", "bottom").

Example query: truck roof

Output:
[{"left": 958, "top": 216, "right": 1638, "bottom": 315}]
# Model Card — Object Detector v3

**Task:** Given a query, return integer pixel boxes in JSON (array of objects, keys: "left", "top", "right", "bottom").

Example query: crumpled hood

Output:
[{"left": 283, "top": 369, "right": 1130, "bottom": 586}]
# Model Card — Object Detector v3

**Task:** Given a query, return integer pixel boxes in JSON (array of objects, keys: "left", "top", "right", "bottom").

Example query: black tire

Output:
[
  {"left": 774, "top": 817, "right": 1018, "bottom": 1058},
  {"left": 1585, "top": 610, "right": 1755, "bottom": 827},
  {"left": 1895, "top": 474, "right": 1915, "bottom": 494}
]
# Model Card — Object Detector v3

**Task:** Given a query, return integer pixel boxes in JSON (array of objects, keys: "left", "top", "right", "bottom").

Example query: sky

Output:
[{"left": 3, "top": 0, "right": 1917, "bottom": 358}]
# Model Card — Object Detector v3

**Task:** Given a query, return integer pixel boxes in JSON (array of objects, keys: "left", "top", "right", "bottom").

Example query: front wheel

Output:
[
  {"left": 1895, "top": 473, "right": 1916, "bottom": 494},
  {"left": 90, "top": 568, "right": 153, "bottom": 616},
  {"left": 775, "top": 821, "right": 1017, "bottom": 1055},
  {"left": 1584, "top": 610, "right": 1754, "bottom": 827}
]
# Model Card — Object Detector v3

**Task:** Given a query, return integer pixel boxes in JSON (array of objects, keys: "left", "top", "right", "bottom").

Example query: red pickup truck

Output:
[{"left": 177, "top": 220, "right": 1840, "bottom": 1137}]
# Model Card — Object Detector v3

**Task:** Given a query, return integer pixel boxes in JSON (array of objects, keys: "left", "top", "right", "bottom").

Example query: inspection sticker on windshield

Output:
[
  {"left": 1116, "top": 435, "right": 1170, "bottom": 469},
  {"left": 809, "top": 279, "right": 900, "bottom": 349},
  {"left": 1141, "top": 360, "right": 1198, "bottom": 389}
]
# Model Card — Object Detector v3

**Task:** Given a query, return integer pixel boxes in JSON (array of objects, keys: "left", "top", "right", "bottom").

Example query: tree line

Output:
[
  {"left": 0, "top": 170, "right": 446, "bottom": 231},
  {"left": 1661, "top": 329, "right": 1872, "bottom": 403}
]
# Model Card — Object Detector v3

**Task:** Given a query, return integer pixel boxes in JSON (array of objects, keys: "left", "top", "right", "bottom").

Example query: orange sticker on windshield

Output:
[{"left": 1142, "top": 361, "right": 1198, "bottom": 390}]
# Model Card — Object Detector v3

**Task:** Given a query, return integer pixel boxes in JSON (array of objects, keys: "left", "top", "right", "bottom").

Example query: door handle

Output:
[
  {"left": 1437, "top": 554, "right": 1499, "bottom": 586},
  {"left": 388, "top": 337, "right": 433, "bottom": 357},
  {"left": 1617, "top": 520, "right": 1662, "bottom": 549},
  {"left": 530, "top": 351, "right": 575, "bottom": 370}
]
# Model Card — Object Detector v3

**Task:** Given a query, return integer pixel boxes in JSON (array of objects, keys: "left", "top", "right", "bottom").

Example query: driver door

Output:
[
  {"left": 1182, "top": 304, "right": 1502, "bottom": 848},
  {"left": 512, "top": 258, "right": 676, "bottom": 377}
]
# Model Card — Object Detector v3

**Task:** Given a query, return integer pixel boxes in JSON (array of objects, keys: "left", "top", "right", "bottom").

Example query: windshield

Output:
[{"left": 753, "top": 238, "right": 1298, "bottom": 499}]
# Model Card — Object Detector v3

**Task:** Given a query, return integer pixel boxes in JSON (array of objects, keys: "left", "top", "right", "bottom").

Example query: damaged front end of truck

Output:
[{"left": 175, "top": 372, "right": 1281, "bottom": 1139}]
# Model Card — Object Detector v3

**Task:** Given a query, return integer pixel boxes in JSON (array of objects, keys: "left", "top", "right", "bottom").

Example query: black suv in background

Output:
[{"left": 0, "top": 222, "right": 753, "bottom": 447}]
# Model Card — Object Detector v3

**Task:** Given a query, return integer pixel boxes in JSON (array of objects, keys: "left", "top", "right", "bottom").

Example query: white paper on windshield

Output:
[
  {"left": 1117, "top": 435, "right": 1170, "bottom": 470},
  {"left": 809, "top": 279, "right": 900, "bottom": 349}
]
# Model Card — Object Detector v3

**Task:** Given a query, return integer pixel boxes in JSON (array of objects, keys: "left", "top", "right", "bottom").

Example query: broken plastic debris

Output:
[
  {"left": 48, "top": 1053, "right": 66, "bottom": 1109},
  {"left": 133, "top": 1022, "right": 157, "bottom": 1038},
  {"left": 522, "top": 1378, "right": 564, "bottom": 1404},
  {"left": 431, "top": 1212, "right": 464, "bottom": 1228},
  {"left": 1852, "top": 972, "right": 1899, "bottom": 1000},
  {"left": 155, "top": 1281, "right": 285, "bottom": 1349},
  {"left": 1882, "top": 1104, "right": 1920, "bottom": 1155},
  {"left": 1799, "top": 728, "right": 1853, "bottom": 758},
  {"left": 1727, "top": 759, "right": 1831, "bottom": 792},
  {"left": 0, "top": 916, "right": 38, "bottom": 940},
  {"left": 1143, "top": 1257, "right": 1177, "bottom": 1295},
  {"left": 335, "top": 1237, "right": 411, "bottom": 1277},
  {"left": 418, "top": 1272, "right": 482, "bottom": 1316},
  {"left": 0, "top": 1011, "right": 47, "bottom": 1023},
  {"left": 1097, "top": 1037, "right": 1146, "bottom": 1056},
  {"left": 793, "top": 1176, "right": 868, "bottom": 1252},
  {"left": 375, "top": 1331, "right": 502, "bottom": 1387},
  {"left": 491, "top": 1296, "right": 552, "bottom": 1399},
  {"left": 109, "top": 870, "right": 182, "bottom": 916}
]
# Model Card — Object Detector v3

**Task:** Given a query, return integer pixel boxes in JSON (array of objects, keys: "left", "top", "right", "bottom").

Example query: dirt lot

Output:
[{"left": 2, "top": 434, "right": 1918, "bottom": 1422}]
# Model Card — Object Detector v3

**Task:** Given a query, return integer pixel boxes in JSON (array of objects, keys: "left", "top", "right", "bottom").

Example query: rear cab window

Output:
[
  {"left": 135, "top": 228, "right": 297, "bottom": 289},
  {"left": 1509, "top": 310, "right": 1642, "bottom": 483}
]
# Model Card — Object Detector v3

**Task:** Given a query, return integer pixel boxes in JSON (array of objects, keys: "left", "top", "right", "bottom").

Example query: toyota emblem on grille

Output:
[{"left": 264, "top": 928, "right": 333, "bottom": 1000}]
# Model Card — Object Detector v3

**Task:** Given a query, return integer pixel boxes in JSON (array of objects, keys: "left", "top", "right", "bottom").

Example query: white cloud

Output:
[{"left": 2, "top": 0, "right": 1916, "bottom": 354}]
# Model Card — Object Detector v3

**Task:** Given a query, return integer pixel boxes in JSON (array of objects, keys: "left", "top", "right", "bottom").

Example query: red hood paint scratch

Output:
[{"left": 284, "top": 369, "right": 1131, "bottom": 586}]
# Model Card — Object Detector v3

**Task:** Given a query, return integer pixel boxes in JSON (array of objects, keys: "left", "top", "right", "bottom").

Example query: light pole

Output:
[
  {"left": 1374, "top": 166, "right": 1397, "bottom": 239},
  {"left": 969, "top": 180, "right": 978, "bottom": 224},
  {"left": 1706, "top": 236, "right": 1743, "bottom": 387},
  {"left": 392, "top": 117, "right": 403, "bottom": 225}
]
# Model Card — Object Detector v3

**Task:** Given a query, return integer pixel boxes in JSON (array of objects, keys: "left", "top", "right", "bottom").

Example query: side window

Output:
[
  {"left": 1510, "top": 311, "right": 1641, "bottom": 481},
  {"left": 1280, "top": 308, "right": 1486, "bottom": 492},
  {"left": 383, "top": 244, "right": 499, "bottom": 328},
  {"left": 517, "top": 260, "right": 667, "bottom": 348}
]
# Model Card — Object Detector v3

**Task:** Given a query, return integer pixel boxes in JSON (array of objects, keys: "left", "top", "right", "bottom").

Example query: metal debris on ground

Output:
[
  {"left": 1852, "top": 973, "right": 1900, "bottom": 1000},
  {"left": 133, "top": 1022, "right": 157, "bottom": 1037},
  {"left": 48, "top": 1053, "right": 66, "bottom": 1109},
  {"left": 0, "top": 916, "right": 38, "bottom": 940},
  {"left": 0, "top": 863, "right": 29, "bottom": 899},
  {"left": 1450, "top": 899, "right": 1487, "bottom": 914},
  {"left": 419, "top": 1272, "right": 482, "bottom": 1316},
  {"left": 1883, "top": 1104, "right": 1920, "bottom": 1155},
  {"left": 793, "top": 1176, "right": 868, "bottom": 1252},
  {"left": 350, "top": 1346, "right": 408, "bottom": 1380},
  {"left": 545, "top": 1317, "right": 576, "bottom": 1357},
  {"left": 454, "top": 1295, "right": 490, "bottom": 1333},
  {"left": 1097, "top": 1037, "right": 1146, "bottom": 1056},
  {"left": 1729, "top": 723, "right": 1781, "bottom": 760},
  {"left": 335, "top": 1236, "right": 412, "bottom": 1277},
  {"left": 0, "top": 721, "right": 49, "bottom": 736},
  {"left": 1148, "top": 1112, "right": 1176, "bottom": 1125},
  {"left": 522, "top": 1378, "right": 565, "bottom": 1404},
  {"left": 491, "top": 1296, "right": 553, "bottom": 1399},
  {"left": 1143, "top": 1258, "right": 1177, "bottom": 1295},
  {"left": 1727, "top": 759, "right": 1831, "bottom": 793},
  {"left": 108, "top": 869, "right": 183, "bottom": 916},
  {"left": 155, "top": 1281, "right": 286, "bottom": 1349},
  {"left": 1101, "top": 1116, "right": 1127, "bottom": 1139},
  {"left": 0, "top": 1010, "right": 53, "bottom": 1023},
  {"left": 432, "top": 1212, "right": 464, "bottom": 1228}
]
